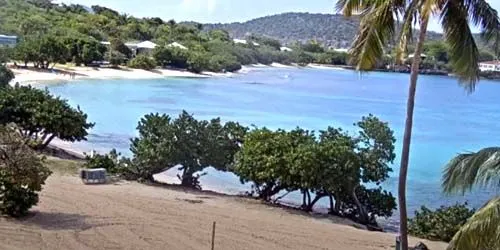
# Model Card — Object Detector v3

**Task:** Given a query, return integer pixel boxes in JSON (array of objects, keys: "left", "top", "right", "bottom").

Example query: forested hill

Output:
[{"left": 202, "top": 12, "right": 443, "bottom": 48}]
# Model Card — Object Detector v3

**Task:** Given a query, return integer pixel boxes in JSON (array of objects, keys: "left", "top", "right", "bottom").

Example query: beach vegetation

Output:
[
  {"left": 409, "top": 203, "right": 475, "bottom": 242},
  {"left": 0, "top": 85, "right": 94, "bottom": 150},
  {"left": 0, "top": 126, "right": 52, "bottom": 217},
  {"left": 0, "top": 65, "right": 14, "bottom": 88},
  {"left": 129, "top": 111, "right": 247, "bottom": 187},
  {"left": 233, "top": 114, "right": 397, "bottom": 227},
  {"left": 127, "top": 55, "right": 156, "bottom": 70},
  {"left": 105, "top": 50, "right": 127, "bottom": 67}
]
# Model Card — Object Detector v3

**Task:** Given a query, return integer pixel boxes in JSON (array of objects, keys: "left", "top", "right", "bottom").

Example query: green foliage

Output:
[
  {"left": 233, "top": 115, "right": 396, "bottom": 226},
  {"left": 152, "top": 46, "right": 173, "bottom": 67},
  {"left": 209, "top": 29, "right": 231, "bottom": 42},
  {"left": 127, "top": 55, "right": 156, "bottom": 70},
  {"left": 187, "top": 50, "right": 210, "bottom": 73},
  {"left": 167, "top": 47, "right": 189, "bottom": 69},
  {"left": 0, "top": 47, "right": 12, "bottom": 65},
  {"left": 0, "top": 85, "right": 94, "bottom": 150},
  {"left": 302, "top": 40, "right": 325, "bottom": 53},
  {"left": 83, "top": 149, "right": 125, "bottom": 174},
  {"left": 0, "top": 65, "right": 14, "bottom": 88},
  {"left": 129, "top": 111, "right": 247, "bottom": 187},
  {"left": 109, "top": 38, "right": 132, "bottom": 58},
  {"left": 207, "top": 54, "right": 242, "bottom": 72},
  {"left": 105, "top": 50, "right": 126, "bottom": 66},
  {"left": 0, "top": 126, "right": 52, "bottom": 217},
  {"left": 409, "top": 203, "right": 475, "bottom": 242}
]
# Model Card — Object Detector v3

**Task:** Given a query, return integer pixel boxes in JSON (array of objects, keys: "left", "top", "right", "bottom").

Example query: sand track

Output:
[{"left": 0, "top": 175, "right": 447, "bottom": 250}]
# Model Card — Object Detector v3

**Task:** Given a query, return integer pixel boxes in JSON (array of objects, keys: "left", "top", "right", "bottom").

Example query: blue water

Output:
[{"left": 43, "top": 67, "right": 499, "bottom": 229}]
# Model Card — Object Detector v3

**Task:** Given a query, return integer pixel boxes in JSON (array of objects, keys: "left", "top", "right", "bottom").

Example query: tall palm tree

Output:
[
  {"left": 336, "top": 1, "right": 500, "bottom": 249},
  {"left": 443, "top": 149, "right": 500, "bottom": 249}
]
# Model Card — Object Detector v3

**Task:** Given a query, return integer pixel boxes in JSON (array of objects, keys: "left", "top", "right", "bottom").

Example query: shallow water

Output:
[{"left": 44, "top": 67, "right": 500, "bottom": 230}]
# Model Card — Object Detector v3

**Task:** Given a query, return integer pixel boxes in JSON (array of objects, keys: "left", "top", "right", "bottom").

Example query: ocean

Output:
[{"left": 43, "top": 66, "right": 500, "bottom": 230}]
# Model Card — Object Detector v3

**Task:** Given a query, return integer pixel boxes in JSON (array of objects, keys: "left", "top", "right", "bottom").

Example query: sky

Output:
[{"left": 58, "top": 0, "right": 500, "bottom": 32}]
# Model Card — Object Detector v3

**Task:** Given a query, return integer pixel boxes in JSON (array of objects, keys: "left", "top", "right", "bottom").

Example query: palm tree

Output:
[
  {"left": 336, "top": 1, "right": 500, "bottom": 249},
  {"left": 443, "top": 149, "right": 500, "bottom": 249}
]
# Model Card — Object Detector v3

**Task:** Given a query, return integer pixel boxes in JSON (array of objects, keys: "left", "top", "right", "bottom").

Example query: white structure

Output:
[
  {"left": 408, "top": 53, "right": 428, "bottom": 60},
  {"left": 233, "top": 39, "right": 247, "bottom": 45},
  {"left": 137, "top": 41, "right": 157, "bottom": 49},
  {"left": 280, "top": 46, "right": 293, "bottom": 52},
  {"left": 0, "top": 34, "right": 17, "bottom": 47},
  {"left": 479, "top": 61, "right": 500, "bottom": 72},
  {"left": 167, "top": 42, "right": 188, "bottom": 50},
  {"left": 333, "top": 48, "right": 349, "bottom": 53}
]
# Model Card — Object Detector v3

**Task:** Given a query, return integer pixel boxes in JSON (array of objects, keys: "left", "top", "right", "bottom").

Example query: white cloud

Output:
[{"left": 180, "top": 0, "right": 217, "bottom": 14}]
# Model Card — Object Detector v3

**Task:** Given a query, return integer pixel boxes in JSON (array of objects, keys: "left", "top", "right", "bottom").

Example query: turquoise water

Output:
[{"left": 43, "top": 67, "right": 499, "bottom": 229}]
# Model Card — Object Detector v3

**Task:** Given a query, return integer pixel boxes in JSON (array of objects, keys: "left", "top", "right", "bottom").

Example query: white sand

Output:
[
  {"left": 10, "top": 66, "right": 209, "bottom": 85},
  {"left": 308, "top": 63, "right": 347, "bottom": 70}
]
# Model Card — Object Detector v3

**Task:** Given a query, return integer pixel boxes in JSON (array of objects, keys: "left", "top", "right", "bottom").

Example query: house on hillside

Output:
[
  {"left": 233, "top": 39, "right": 259, "bottom": 46},
  {"left": 167, "top": 42, "right": 188, "bottom": 50},
  {"left": 280, "top": 46, "right": 293, "bottom": 52},
  {"left": 479, "top": 61, "right": 500, "bottom": 72},
  {"left": 0, "top": 34, "right": 17, "bottom": 47}
]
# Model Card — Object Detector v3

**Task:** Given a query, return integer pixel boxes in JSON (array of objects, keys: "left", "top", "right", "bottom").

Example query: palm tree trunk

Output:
[{"left": 398, "top": 16, "right": 429, "bottom": 250}]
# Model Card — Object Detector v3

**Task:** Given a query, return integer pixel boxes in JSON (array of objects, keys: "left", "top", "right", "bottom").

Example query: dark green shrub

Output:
[
  {"left": 0, "top": 65, "right": 14, "bottom": 88},
  {"left": 127, "top": 55, "right": 156, "bottom": 70},
  {"left": 0, "top": 127, "right": 52, "bottom": 217},
  {"left": 409, "top": 203, "right": 475, "bottom": 242}
]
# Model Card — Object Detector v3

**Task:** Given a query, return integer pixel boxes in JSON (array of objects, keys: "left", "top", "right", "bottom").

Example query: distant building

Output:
[
  {"left": 0, "top": 34, "right": 18, "bottom": 47},
  {"left": 167, "top": 42, "right": 188, "bottom": 50},
  {"left": 280, "top": 46, "right": 293, "bottom": 52},
  {"left": 233, "top": 39, "right": 247, "bottom": 45},
  {"left": 408, "top": 53, "right": 428, "bottom": 60},
  {"left": 479, "top": 61, "right": 500, "bottom": 72},
  {"left": 333, "top": 48, "right": 349, "bottom": 53}
]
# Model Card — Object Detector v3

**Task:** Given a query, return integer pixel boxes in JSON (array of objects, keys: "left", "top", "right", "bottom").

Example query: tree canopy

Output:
[{"left": 0, "top": 84, "right": 94, "bottom": 150}]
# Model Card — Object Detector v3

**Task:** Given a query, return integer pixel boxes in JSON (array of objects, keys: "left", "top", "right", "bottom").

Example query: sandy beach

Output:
[
  {"left": 9, "top": 66, "right": 211, "bottom": 85},
  {"left": 0, "top": 170, "right": 447, "bottom": 250}
]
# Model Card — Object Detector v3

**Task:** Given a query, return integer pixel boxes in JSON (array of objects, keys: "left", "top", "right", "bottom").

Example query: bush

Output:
[
  {"left": 83, "top": 149, "right": 122, "bottom": 174},
  {"left": 0, "top": 126, "right": 52, "bottom": 217},
  {"left": 187, "top": 51, "right": 210, "bottom": 73},
  {"left": 207, "top": 54, "right": 241, "bottom": 72},
  {"left": 0, "top": 65, "right": 14, "bottom": 88},
  {"left": 409, "top": 203, "right": 475, "bottom": 242},
  {"left": 105, "top": 50, "right": 126, "bottom": 66},
  {"left": 127, "top": 55, "right": 156, "bottom": 70}
]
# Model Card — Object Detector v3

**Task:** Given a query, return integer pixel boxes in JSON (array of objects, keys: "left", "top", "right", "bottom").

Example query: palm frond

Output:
[
  {"left": 348, "top": 0, "right": 398, "bottom": 70},
  {"left": 468, "top": 0, "right": 500, "bottom": 60},
  {"left": 395, "top": 0, "right": 419, "bottom": 64},
  {"left": 335, "top": 0, "right": 371, "bottom": 16},
  {"left": 447, "top": 197, "right": 500, "bottom": 250},
  {"left": 441, "top": 0, "right": 480, "bottom": 91},
  {"left": 442, "top": 147, "right": 500, "bottom": 194}
]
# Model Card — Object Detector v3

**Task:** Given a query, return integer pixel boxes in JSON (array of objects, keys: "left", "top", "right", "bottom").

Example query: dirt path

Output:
[{"left": 0, "top": 175, "right": 447, "bottom": 250}]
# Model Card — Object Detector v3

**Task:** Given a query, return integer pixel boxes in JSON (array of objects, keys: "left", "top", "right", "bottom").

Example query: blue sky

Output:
[{"left": 60, "top": 0, "right": 500, "bottom": 32}]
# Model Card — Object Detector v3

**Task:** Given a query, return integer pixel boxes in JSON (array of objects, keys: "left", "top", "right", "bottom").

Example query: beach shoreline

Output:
[{"left": 8, "top": 63, "right": 348, "bottom": 86}]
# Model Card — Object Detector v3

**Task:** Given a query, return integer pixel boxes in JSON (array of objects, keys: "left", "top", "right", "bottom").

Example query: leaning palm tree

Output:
[
  {"left": 336, "top": 1, "right": 500, "bottom": 249},
  {"left": 443, "top": 150, "right": 500, "bottom": 249}
]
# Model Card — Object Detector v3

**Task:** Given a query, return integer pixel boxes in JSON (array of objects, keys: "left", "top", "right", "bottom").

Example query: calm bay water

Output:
[{"left": 43, "top": 66, "right": 500, "bottom": 229}]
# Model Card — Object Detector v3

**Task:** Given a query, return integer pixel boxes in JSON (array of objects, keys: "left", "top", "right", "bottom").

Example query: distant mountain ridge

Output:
[{"left": 201, "top": 12, "right": 444, "bottom": 48}]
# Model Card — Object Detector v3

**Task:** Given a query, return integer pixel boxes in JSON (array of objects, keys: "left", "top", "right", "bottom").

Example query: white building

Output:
[
  {"left": 280, "top": 46, "right": 293, "bottom": 52},
  {"left": 479, "top": 61, "right": 500, "bottom": 72},
  {"left": 167, "top": 42, "right": 188, "bottom": 50},
  {"left": 233, "top": 39, "right": 247, "bottom": 45},
  {"left": 0, "top": 34, "right": 17, "bottom": 47}
]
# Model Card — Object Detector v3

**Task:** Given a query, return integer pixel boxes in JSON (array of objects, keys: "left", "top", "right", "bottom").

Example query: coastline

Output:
[{"left": 9, "top": 63, "right": 350, "bottom": 86}]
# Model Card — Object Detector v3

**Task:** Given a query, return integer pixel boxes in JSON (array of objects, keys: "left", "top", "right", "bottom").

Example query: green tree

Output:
[
  {"left": 209, "top": 29, "right": 231, "bottom": 42},
  {"left": 337, "top": 1, "right": 500, "bottom": 248},
  {"left": 127, "top": 55, "right": 156, "bottom": 70},
  {"left": 105, "top": 50, "right": 126, "bottom": 67},
  {"left": 109, "top": 37, "right": 132, "bottom": 58},
  {"left": 0, "top": 126, "right": 52, "bottom": 217},
  {"left": 152, "top": 46, "right": 173, "bottom": 67},
  {"left": 302, "top": 40, "right": 325, "bottom": 53},
  {"left": 409, "top": 203, "right": 475, "bottom": 242},
  {"left": 187, "top": 50, "right": 210, "bottom": 73},
  {"left": 0, "top": 65, "right": 14, "bottom": 88},
  {"left": 129, "top": 111, "right": 247, "bottom": 187},
  {"left": 0, "top": 85, "right": 94, "bottom": 150}
]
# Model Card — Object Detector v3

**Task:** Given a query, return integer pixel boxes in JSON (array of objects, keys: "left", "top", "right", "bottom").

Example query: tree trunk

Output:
[
  {"left": 39, "top": 134, "right": 56, "bottom": 149},
  {"left": 398, "top": 16, "right": 429, "bottom": 250},
  {"left": 352, "top": 184, "right": 369, "bottom": 225},
  {"left": 306, "top": 192, "right": 328, "bottom": 212},
  {"left": 328, "top": 194, "right": 334, "bottom": 214}
]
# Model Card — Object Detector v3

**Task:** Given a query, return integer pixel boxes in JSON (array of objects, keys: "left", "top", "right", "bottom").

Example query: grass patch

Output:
[{"left": 44, "top": 156, "right": 84, "bottom": 175}]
